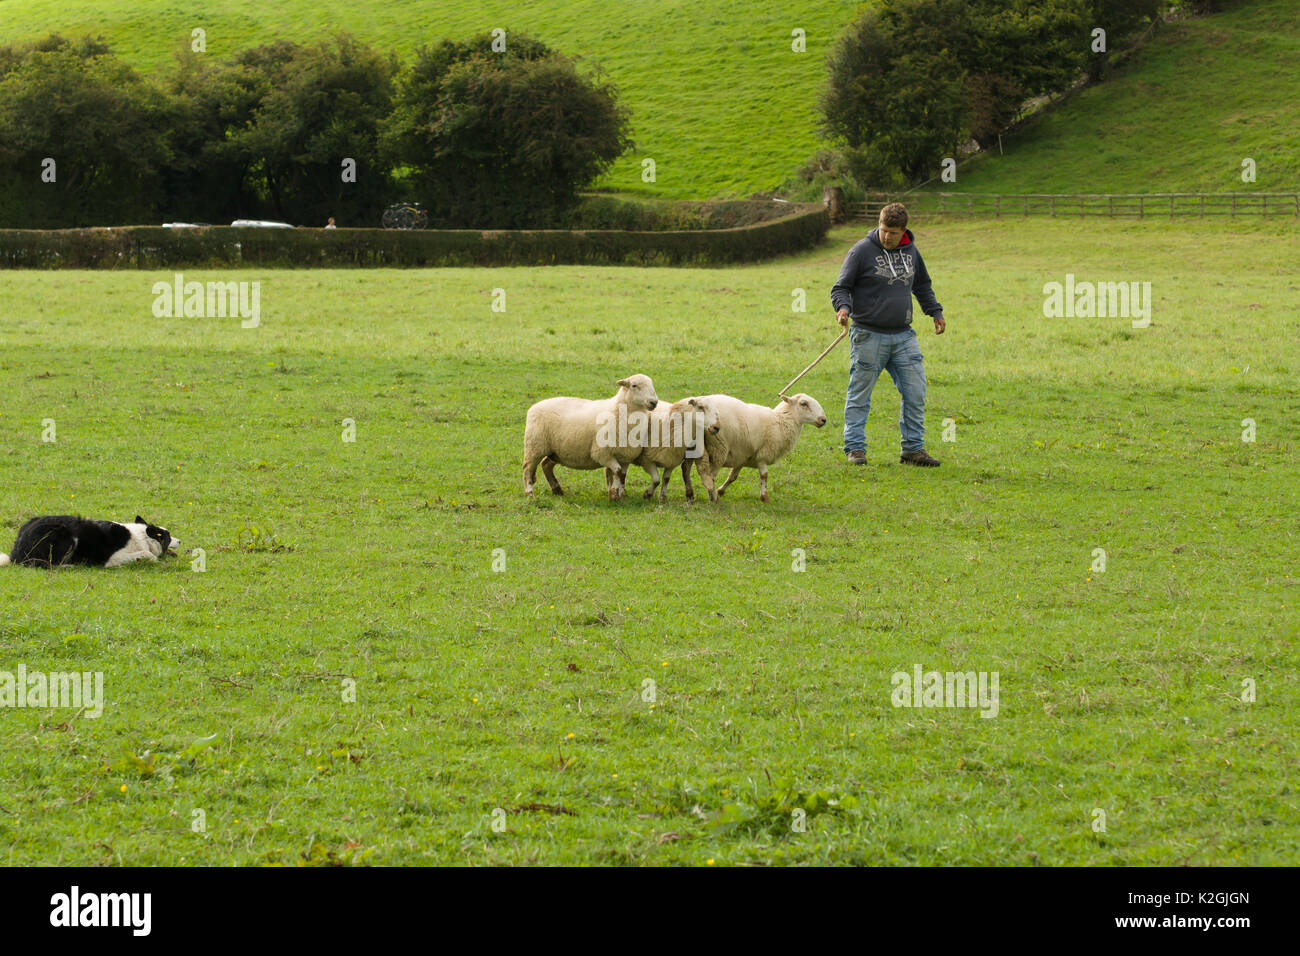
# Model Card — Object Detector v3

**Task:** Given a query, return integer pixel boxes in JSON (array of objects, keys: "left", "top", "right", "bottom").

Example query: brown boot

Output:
[
  {"left": 845, "top": 450, "right": 867, "bottom": 465},
  {"left": 900, "top": 449, "right": 940, "bottom": 467}
]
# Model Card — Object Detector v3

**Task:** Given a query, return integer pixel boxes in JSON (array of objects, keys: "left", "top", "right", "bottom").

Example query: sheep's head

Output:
[
  {"left": 668, "top": 396, "right": 721, "bottom": 449},
  {"left": 783, "top": 393, "right": 827, "bottom": 428},
  {"left": 684, "top": 396, "right": 721, "bottom": 436},
  {"left": 617, "top": 374, "right": 658, "bottom": 411}
]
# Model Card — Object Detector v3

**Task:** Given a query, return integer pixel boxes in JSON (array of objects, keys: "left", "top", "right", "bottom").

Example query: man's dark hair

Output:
[{"left": 879, "top": 202, "right": 908, "bottom": 228}]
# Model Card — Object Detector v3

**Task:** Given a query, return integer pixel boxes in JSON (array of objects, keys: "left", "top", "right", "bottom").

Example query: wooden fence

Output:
[{"left": 854, "top": 192, "right": 1300, "bottom": 219}]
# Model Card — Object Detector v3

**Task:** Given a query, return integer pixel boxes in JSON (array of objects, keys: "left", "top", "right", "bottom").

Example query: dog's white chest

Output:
[{"left": 104, "top": 525, "right": 160, "bottom": 568}]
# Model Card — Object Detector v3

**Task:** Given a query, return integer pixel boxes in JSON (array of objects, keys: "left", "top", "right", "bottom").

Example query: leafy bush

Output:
[
  {"left": 777, "top": 149, "right": 867, "bottom": 204},
  {"left": 382, "top": 33, "right": 633, "bottom": 228},
  {"left": 0, "top": 37, "right": 171, "bottom": 228},
  {"left": 821, "top": 0, "right": 1164, "bottom": 186},
  {"left": 191, "top": 35, "right": 399, "bottom": 226},
  {"left": 822, "top": 4, "right": 971, "bottom": 187}
]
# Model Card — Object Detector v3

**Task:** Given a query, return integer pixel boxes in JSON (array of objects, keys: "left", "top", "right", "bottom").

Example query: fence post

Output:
[
  {"left": 1232, "top": 194, "right": 1238, "bottom": 217},
  {"left": 1109, "top": 196, "right": 1114, "bottom": 217},
  {"left": 995, "top": 195, "right": 1001, "bottom": 218},
  {"left": 1200, "top": 195, "right": 1205, "bottom": 217},
  {"left": 1263, "top": 195, "right": 1268, "bottom": 216}
]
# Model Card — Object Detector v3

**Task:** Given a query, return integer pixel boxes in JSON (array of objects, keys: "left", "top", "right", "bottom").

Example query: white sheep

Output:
[
  {"left": 690, "top": 393, "right": 827, "bottom": 502},
  {"left": 523, "top": 374, "right": 659, "bottom": 501},
  {"left": 616, "top": 396, "right": 722, "bottom": 502}
]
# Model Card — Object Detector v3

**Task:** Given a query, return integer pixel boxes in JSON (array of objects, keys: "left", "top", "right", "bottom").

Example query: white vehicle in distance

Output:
[
  {"left": 162, "top": 222, "right": 207, "bottom": 228},
  {"left": 230, "top": 220, "right": 295, "bottom": 228}
]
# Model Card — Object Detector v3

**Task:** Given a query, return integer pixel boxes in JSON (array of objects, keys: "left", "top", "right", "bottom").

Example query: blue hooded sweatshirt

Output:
[{"left": 830, "top": 228, "right": 943, "bottom": 333}]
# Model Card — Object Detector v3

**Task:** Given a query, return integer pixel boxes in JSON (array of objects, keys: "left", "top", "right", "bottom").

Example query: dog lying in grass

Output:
[{"left": 0, "top": 515, "right": 179, "bottom": 569}]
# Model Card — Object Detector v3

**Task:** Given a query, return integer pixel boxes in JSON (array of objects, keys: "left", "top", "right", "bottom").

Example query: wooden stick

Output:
[{"left": 778, "top": 328, "right": 848, "bottom": 399}]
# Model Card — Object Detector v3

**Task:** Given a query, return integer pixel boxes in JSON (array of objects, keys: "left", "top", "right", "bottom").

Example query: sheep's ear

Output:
[
  {"left": 135, "top": 515, "right": 146, "bottom": 525},
  {"left": 687, "top": 398, "right": 698, "bottom": 408},
  {"left": 616, "top": 378, "right": 630, "bottom": 388}
]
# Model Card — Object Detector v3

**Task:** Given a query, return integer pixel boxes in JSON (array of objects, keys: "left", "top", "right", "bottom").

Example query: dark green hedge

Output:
[
  {"left": 564, "top": 196, "right": 803, "bottom": 231},
  {"left": 0, "top": 203, "right": 828, "bottom": 269}
]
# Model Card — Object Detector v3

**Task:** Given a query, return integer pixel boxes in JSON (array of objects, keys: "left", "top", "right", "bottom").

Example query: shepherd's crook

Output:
[{"left": 778, "top": 328, "right": 848, "bottom": 400}]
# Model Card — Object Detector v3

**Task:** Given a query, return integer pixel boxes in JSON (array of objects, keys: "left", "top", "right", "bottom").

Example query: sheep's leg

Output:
[
  {"left": 698, "top": 461, "right": 720, "bottom": 503},
  {"left": 657, "top": 464, "right": 672, "bottom": 503},
  {"left": 679, "top": 461, "right": 694, "bottom": 502},
  {"left": 717, "top": 466, "right": 743, "bottom": 498},
  {"left": 541, "top": 456, "right": 564, "bottom": 495},
  {"left": 524, "top": 456, "right": 540, "bottom": 496},
  {"left": 643, "top": 463, "right": 662, "bottom": 499},
  {"left": 758, "top": 463, "right": 770, "bottom": 503},
  {"left": 598, "top": 456, "right": 626, "bottom": 501}
]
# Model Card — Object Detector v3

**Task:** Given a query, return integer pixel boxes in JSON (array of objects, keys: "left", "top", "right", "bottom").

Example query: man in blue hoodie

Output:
[{"left": 831, "top": 202, "right": 946, "bottom": 467}]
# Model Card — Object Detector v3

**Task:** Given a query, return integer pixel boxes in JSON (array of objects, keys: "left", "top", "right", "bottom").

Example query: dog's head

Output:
[{"left": 135, "top": 515, "right": 179, "bottom": 557}]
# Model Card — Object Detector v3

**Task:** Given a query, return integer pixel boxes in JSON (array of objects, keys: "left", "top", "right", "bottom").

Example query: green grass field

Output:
[{"left": 1, "top": 217, "right": 1296, "bottom": 865}]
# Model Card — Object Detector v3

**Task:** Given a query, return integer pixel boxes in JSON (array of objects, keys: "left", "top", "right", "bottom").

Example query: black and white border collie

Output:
[{"left": 0, "top": 515, "right": 179, "bottom": 569}]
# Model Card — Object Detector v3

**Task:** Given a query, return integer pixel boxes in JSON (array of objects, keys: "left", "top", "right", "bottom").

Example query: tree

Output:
[
  {"left": 960, "top": 0, "right": 1089, "bottom": 148},
  {"left": 383, "top": 33, "right": 632, "bottom": 227},
  {"left": 213, "top": 35, "right": 398, "bottom": 224},
  {"left": 0, "top": 39, "right": 169, "bottom": 227},
  {"left": 821, "top": 2, "right": 970, "bottom": 187},
  {"left": 820, "top": 0, "right": 1163, "bottom": 184},
  {"left": 1078, "top": 0, "right": 1163, "bottom": 81},
  {"left": 156, "top": 42, "right": 262, "bottom": 223},
  {"left": 0, "top": 33, "right": 111, "bottom": 77}
]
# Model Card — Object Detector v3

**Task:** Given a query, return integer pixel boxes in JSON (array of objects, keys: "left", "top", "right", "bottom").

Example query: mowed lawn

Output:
[{"left": 0, "top": 217, "right": 1296, "bottom": 865}]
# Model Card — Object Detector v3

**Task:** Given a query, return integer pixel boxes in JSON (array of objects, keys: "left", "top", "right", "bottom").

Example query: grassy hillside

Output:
[
  {"left": 936, "top": 0, "right": 1300, "bottom": 194},
  {"left": 2, "top": 1, "right": 1295, "bottom": 200},
  {"left": 0, "top": 0, "right": 861, "bottom": 200}
]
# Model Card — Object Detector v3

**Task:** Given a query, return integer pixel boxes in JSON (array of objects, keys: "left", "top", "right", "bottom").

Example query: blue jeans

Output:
[{"left": 843, "top": 326, "right": 927, "bottom": 453}]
